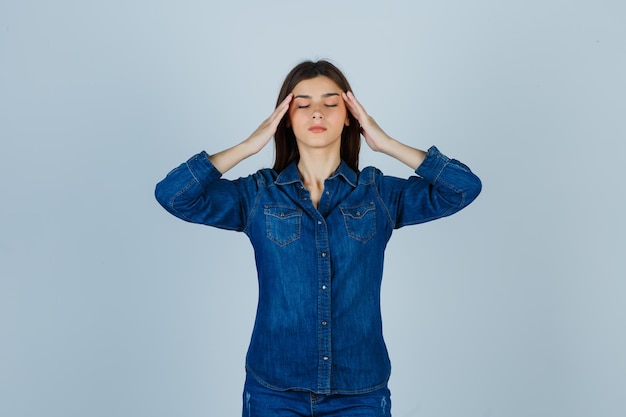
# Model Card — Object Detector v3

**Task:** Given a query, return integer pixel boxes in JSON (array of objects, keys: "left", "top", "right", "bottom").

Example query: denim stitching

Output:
[
  {"left": 340, "top": 202, "right": 376, "bottom": 242},
  {"left": 264, "top": 205, "right": 302, "bottom": 246}
]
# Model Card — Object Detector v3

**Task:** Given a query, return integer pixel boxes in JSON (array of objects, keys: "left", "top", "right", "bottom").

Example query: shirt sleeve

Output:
[
  {"left": 154, "top": 151, "right": 258, "bottom": 231},
  {"left": 377, "top": 146, "right": 482, "bottom": 228}
]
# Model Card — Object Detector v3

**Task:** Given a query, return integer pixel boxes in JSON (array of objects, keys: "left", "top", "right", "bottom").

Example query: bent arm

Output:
[
  {"left": 154, "top": 95, "right": 292, "bottom": 228},
  {"left": 416, "top": 146, "right": 482, "bottom": 210},
  {"left": 378, "top": 146, "right": 482, "bottom": 228},
  {"left": 155, "top": 152, "right": 254, "bottom": 230}
]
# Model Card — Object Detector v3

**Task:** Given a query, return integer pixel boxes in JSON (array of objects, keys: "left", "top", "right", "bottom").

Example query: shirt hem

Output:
[{"left": 245, "top": 365, "right": 390, "bottom": 395}]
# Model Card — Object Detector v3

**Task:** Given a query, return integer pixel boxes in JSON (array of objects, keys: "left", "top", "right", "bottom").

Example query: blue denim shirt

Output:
[{"left": 155, "top": 146, "right": 481, "bottom": 395}]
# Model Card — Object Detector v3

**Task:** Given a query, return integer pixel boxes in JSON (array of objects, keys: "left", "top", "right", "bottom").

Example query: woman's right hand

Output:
[
  {"left": 244, "top": 93, "right": 293, "bottom": 154},
  {"left": 209, "top": 94, "right": 292, "bottom": 174}
]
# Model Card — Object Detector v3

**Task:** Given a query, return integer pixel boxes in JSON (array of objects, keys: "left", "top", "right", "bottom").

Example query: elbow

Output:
[
  {"left": 443, "top": 172, "right": 481, "bottom": 211},
  {"left": 463, "top": 174, "right": 482, "bottom": 207},
  {"left": 154, "top": 179, "right": 174, "bottom": 212}
]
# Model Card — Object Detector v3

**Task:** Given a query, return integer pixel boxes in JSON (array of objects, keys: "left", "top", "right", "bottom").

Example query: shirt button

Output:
[
  {"left": 317, "top": 221, "right": 322, "bottom": 225},
  {"left": 322, "top": 285, "right": 327, "bottom": 290},
  {"left": 321, "top": 321, "right": 327, "bottom": 326},
  {"left": 321, "top": 252, "right": 327, "bottom": 257},
  {"left": 323, "top": 356, "right": 329, "bottom": 361}
]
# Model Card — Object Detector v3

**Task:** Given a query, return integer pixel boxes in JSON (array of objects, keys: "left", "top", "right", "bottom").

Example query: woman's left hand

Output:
[
  {"left": 342, "top": 91, "right": 392, "bottom": 153},
  {"left": 342, "top": 91, "right": 427, "bottom": 170}
]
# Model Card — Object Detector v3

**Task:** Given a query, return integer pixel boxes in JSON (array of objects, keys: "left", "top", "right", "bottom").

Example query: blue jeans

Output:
[{"left": 242, "top": 373, "right": 392, "bottom": 417}]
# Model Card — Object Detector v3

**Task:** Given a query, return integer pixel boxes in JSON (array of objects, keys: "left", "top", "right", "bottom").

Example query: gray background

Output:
[{"left": 1, "top": 1, "right": 625, "bottom": 416}]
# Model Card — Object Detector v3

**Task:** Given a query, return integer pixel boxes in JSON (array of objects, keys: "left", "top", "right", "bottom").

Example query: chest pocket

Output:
[
  {"left": 264, "top": 206, "right": 302, "bottom": 246},
  {"left": 340, "top": 202, "right": 376, "bottom": 242}
]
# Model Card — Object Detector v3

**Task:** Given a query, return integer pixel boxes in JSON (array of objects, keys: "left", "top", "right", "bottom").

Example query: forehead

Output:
[{"left": 292, "top": 76, "right": 342, "bottom": 96}]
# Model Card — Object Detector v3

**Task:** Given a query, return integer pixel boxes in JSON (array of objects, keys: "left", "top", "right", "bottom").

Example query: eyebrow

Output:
[{"left": 293, "top": 93, "right": 340, "bottom": 99}]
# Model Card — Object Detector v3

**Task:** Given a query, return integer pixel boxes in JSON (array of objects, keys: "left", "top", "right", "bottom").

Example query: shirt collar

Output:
[{"left": 275, "top": 160, "right": 358, "bottom": 188}]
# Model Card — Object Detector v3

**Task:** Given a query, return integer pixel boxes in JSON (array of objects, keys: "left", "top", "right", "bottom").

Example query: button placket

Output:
[{"left": 315, "top": 212, "right": 332, "bottom": 390}]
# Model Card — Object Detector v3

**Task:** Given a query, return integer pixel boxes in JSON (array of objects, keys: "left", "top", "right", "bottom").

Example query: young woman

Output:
[{"left": 155, "top": 60, "right": 481, "bottom": 417}]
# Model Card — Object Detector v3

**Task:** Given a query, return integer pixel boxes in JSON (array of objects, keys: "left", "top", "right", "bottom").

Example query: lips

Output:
[{"left": 308, "top": 125, "right": 327, "bottom": 133}]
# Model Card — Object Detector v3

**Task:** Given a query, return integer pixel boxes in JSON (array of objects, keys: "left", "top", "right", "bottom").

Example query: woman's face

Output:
[{"left": 288, "top": 76, "right": 350, "bottom": 152}]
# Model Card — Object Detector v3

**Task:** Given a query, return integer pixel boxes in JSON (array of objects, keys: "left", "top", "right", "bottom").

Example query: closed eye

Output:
[
  {"left": 298, "top": 105, "right": 310, "bottom": 109},
  {"left": 325, "top": 104, "right": 338, "bottom": 107}
]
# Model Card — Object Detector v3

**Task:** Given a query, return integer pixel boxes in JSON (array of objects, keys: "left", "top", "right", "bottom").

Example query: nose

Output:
[{"left": 312, "top": 107, "right": 324, "bottom": 119}]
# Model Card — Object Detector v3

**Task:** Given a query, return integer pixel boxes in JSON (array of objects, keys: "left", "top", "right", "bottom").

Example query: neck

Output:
[{"left": 297, "top": 148, "right": 341, "bottom": 186}]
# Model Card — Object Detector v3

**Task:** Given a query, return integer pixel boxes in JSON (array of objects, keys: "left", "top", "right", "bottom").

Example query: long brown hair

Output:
[{"left": 272, "top": 60, "right": 361, "bottom": 173}]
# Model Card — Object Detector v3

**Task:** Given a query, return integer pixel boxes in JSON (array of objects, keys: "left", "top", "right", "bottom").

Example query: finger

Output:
[
  {"left": 269, "top": 94, "right": 293, "bottom": 123},
  {"left": 276, "top": 93, "right": 293, "bottom": 114},
  {"left": 280, "top": 92, "right": 293, "bottom": 107},
  {"left": 343, "top": 91, "right": 367, "bottom": 120},
  {"left": 347, "top": 91, "right": 367, "bottom": 115},
  {"left": 342, "top": 92, "right": 360, "bottom": 118}
]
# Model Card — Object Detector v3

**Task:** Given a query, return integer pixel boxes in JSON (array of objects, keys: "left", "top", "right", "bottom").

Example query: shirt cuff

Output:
[
  {"left": 185, "top": 151, "right": 223, "bottom": 189},
  {"left": 415, "top": 145, "right": 450, "bottom": 183}
]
